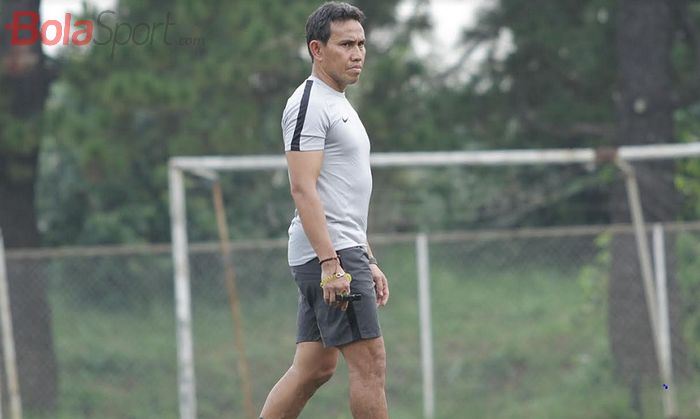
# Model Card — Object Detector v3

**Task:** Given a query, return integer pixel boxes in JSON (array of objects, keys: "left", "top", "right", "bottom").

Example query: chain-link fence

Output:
[{"left": 3, "top": 223, "right": 700, "bottom": 419}]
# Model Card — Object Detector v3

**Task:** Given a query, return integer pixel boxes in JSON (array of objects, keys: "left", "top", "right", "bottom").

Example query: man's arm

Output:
[
  {"left": 366, "top": 241, "right": 389, "bottom": 307},
  {"left": 286, "top": 150, "right": 336, "bottom": 262},
  {"left": 366, "top": 242, "right": 378, "bottom": 264},
  {"left": 286, "top": 150, "right": 349, "bottom": 308}
]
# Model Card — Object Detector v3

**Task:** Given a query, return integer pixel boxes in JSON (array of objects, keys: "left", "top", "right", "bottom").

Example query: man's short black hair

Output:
[{"left": 305, "top": 2, "right": 365, "bottom": 61}]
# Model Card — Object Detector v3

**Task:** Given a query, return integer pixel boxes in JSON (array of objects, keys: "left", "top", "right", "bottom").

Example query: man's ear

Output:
[{"left": 309, "top": 40, "right": 323, "bottom": 61}]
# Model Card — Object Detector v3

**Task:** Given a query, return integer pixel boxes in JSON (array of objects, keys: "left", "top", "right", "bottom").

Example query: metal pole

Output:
[
  {"left": 653, "top": 224, "right": 678, "bottom": 418},
  {"left": 169, "top": 165, "right": 197, "bottom": 419},
  {"left": 0, "top": 233, "right": 4, "bottom": 419},
  {"left": 416, "top": 233, "right": 435, "bottom": 419},
  {"left": 211, "top": 181, "right": 256, "bottom": 419},
  {"left": 616, "top": 160, "right": 660, "bottom": 345},
  {"left": 0, "top": 231, "right": 22, "bottom": 419},
  {"left": 169, "top": 141, "right": 700, "bottom": 171},
  {"left": 616, "top": 160, "right": 678, "bottom": 418}
]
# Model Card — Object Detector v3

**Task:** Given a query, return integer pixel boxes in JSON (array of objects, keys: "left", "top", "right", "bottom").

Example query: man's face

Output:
[{"left": 315, "top": 19, "right": 366, "bottom": 91}]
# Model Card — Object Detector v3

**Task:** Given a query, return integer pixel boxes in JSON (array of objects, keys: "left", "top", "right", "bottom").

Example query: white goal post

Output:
[{"left": 168, "top": 142, "right": 700, "bottom": 419}]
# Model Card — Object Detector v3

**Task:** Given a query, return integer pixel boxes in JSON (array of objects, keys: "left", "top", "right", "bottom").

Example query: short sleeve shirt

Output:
[{"left": 282, "top": 75, "right": 373, "bottom": 266}]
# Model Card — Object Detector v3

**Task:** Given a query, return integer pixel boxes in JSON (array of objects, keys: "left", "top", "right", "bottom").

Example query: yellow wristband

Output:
[{"left": 320, "top": 272, "right": 352, "bottom": 288}]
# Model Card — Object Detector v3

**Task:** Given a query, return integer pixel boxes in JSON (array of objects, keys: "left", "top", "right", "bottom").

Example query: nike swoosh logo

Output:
[{"left": 342, "top": 116, "right": 349, "bottom": 123}]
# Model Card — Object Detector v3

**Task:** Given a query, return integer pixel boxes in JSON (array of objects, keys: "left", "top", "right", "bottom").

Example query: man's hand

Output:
[
  {"left": 370, "top": 264, "right": 389, "bottom": 307},
  {"left": 322, "top": 263, "right": 351, "bottom": 311}
]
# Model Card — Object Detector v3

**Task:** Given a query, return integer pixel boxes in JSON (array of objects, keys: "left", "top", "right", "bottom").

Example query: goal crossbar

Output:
[
  {"left": 170, "top": 142, "right": 700, "bottom": 173},
  {"left": 169, "top": 141, "right": 700, "bottom": 419}
]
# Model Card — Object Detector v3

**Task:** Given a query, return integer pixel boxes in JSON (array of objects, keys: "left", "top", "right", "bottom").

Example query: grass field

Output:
[{"left": 31, "top": 242, "right": 700, "bottom": 418}]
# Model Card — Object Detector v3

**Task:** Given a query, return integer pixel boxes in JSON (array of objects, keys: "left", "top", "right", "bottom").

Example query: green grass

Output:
[{"left": 31, "top": 245, "right": 700, "bottom": 419}]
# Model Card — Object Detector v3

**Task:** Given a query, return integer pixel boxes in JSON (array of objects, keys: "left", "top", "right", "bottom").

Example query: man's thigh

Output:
[{"left": 339, "top": 336, "right": 386, "bottom": 373}]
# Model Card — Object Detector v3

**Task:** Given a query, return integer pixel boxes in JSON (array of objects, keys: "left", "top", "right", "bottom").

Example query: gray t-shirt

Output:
[{"left": 282, "top": 75, "right": 373, "bottom": 266}]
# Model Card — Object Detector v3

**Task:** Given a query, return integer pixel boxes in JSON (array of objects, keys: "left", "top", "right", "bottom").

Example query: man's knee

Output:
[
  {"left": 311, "top": 361, "right": 336, "bottom": 386},
  {"left": 294, "top": 357, "right": 336, "bottom": 387}
]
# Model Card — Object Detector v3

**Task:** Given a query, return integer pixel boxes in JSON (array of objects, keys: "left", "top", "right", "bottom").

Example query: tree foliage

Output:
[
  {"left": 454, "top": 3, "right": 700, "bottom": 414},
  {"left": 41, "top": 0, "right": 700, "bottom": 239},
  {"left": 42, "top": 0, "right": 431, "bottom": 245},
  {"left": 1, "top": 0, "right": 59, "bottom": 411}
]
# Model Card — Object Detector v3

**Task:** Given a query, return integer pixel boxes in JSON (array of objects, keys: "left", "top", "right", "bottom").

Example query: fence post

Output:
[
  {"left": 416, "top": 233, "right": 435, "bottom": 419},
  {"left": 652, "top": 223, "right": 677, "bottom": 418},
  {"left": 0, "top": 230, "right": 22, "bottom": 419}
]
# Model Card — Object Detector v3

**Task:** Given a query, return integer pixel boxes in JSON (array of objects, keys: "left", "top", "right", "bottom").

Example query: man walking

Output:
[{"left": 259, "top": 2, "right": 390, "bottom": 418}]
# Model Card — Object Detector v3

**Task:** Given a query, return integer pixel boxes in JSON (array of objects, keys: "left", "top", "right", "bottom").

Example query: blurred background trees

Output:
[
  {"left": 1, "top": 0, "right": 58, "bottom": 411},
  {"left": 39, "top": 0, "right": 422, "bottom": 246},
  {"left": 34, "top": 0, "right": 700, "bottom": 244},
  {"left": 454, "top": 0, "right": 700, "bottom": 414}
]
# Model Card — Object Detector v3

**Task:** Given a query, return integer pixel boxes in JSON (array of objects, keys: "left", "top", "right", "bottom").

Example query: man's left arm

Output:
[{"left": 367, "top": 242, "right": 389, "bottom": 306}]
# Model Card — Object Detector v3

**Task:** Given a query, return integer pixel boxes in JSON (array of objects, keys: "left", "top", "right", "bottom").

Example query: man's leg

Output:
[
  {"left": 259, "top": 341, "right": 339, "bottom": 419},
  {"left": 340, "top": 336, "right": 388, "bottom": 419}
]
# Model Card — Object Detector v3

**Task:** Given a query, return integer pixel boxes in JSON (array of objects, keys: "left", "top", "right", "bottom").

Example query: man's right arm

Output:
[
  {"left": 286, "top": 150, "right": 350, "bottom": 308},
  {"left": 286, "top": 150, "right": 337, "bottom": 264}
]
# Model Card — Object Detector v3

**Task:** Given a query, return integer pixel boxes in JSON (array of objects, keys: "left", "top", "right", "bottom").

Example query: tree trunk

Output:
[
  {"left": 610, "top": 0, "right": 688, "bottom": 414},
  {"left": 0, "top": 0, "right": 58, "bottom": 412}
]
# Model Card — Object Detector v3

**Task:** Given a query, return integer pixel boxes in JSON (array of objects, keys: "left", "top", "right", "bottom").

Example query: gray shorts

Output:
[{"left": 291, "top": 246, "right": 382, "bottom": 348}]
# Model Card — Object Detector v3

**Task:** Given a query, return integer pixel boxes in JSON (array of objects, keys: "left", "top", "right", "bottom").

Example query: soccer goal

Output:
[{"left": 168, "top": 142, "right": 700, "bottom": 419}]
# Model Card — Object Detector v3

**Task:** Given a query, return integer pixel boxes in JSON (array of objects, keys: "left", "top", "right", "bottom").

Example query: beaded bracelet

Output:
[
  {"left": 320, "top": 272, "right": 352, "bottom": 288},
  {"left": 319, "top": 255, "right": 339, "bottom": 265}
]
